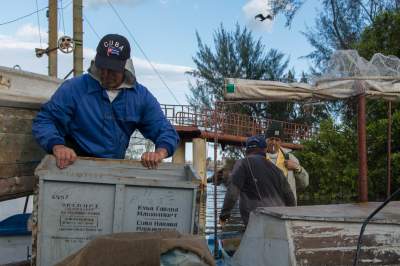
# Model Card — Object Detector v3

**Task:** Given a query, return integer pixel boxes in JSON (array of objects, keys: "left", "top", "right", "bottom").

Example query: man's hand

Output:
[
  {"left": 52, "top": 145, "right": 77, "bottom": 169},
  {"left": 141, "top": 148, "right": 168, "bottom": 169},
  {"left": 219, "top": 218, "right": 226, "bottom": 227},
  {"left": 284, "top": 159, "right": 301, "bottom": 172}
]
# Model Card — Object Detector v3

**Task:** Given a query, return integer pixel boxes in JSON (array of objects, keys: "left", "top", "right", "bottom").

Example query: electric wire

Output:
[
  {"left": 83, "top": 14, "right": 101, "bottom": 39},
  {"left": 106, "top": 0, "right": 181, "bottom": 105},
  {"left": 60, "top": 0, "right": 66, "bottom": 34},
  {"left": 0, "top": 1, "right": 72, "bottom": 27},
  {"left": 0, "top": 6, "right": 47, "bottom": 26},
  {"left": 60, "top": 0, "right": 72, "bottom": 10},
  {"left": 34, "top": 0, "right": 43, "bottom": 48}
]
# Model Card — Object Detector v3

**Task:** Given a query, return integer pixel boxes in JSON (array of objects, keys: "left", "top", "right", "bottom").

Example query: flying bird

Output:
[{"left": 254, "top": 13, "right": 273, "bottom": 21}]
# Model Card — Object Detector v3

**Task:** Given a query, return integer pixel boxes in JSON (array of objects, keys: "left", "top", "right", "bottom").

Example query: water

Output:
[{"left": 203, "top": 184, "right": 245, "bottom": 237}]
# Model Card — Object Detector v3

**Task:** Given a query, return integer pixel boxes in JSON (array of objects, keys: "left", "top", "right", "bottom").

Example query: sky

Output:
[{"left": 0, "top": 0, "right": 321, "bottom": 105}]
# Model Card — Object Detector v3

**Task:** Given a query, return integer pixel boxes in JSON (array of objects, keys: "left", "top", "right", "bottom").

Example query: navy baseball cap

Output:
[
  {"left": 266, "top": 122, "right": 284, "bottom": 139},
  {"left": 95, "top": 34, "right": 131, "bottom": 72},
  {"left": 246, "top": 135, "right": 267, "bottom": 150}
]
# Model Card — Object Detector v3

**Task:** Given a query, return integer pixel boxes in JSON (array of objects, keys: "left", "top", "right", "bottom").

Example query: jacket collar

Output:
[{"left": 87, "top": 58, "right": 137, "bottom": 94}]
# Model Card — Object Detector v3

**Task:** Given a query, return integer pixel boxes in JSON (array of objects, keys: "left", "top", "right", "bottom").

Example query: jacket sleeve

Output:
[
  {"left": 289, "top": 153, "right": 309, "bottom": 191},
  {"left": 278, "top": 170, "right": 296, "bottom": 207},
  {"left": 32, "top": 81, "right": 75, "bottom": 153},
  {"left": 219, "top": 161, "right": 245, "bottom": 221},
  {"left": 137, "top": 89, "right": 179, "bottom": 157},
  {"left": 219, "top": 182, "right": 240, "bottom": 222}
]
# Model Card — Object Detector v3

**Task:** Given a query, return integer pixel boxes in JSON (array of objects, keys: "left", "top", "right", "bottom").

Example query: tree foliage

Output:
[
  {"left": 187, "top": 23, "right": 330, "bottom": 124},
  {"left": 355, "top": 10, "right": 400, "bottom": 59},
  {"left": 296, "top": 9, "right": 400, "bottom": 203},
  {"left": 187, "top": 23, "right": 289, "bottom": 111},
  {"left": 271, "top": 0, "right": 400, "bottom": 71},
  {"left": 356, "top": 10, "right": 400, "bottom": 199},
  {"left": 296, "top": 119, "right": 358, "bottom": 203}
]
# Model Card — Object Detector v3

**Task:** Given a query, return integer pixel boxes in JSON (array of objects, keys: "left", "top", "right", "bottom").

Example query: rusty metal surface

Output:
[
  {"left": 358, "top": 92, "right": 368, "bottom": 202},
  {"left": 161, "top": 104, "right": 314, "bottom": 143},
  {"left": 257, "top": 202, "right": 400, "bottom": 224},
  {"left": 387, "top": 101, "right": 392, "bottom": 197}
]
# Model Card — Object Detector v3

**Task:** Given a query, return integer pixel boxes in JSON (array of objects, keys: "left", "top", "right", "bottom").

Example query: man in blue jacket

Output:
[{"left": 32, "top": 34, "right": 179, "bottom": 169}]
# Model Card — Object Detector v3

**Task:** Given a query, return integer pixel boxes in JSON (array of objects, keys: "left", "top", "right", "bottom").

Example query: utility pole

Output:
[
  {"left": 73, "top": 0, "right": 83, "bottom": 76},
  {"left": 48, "top": 0, "right": 58, "bottom": 77}
]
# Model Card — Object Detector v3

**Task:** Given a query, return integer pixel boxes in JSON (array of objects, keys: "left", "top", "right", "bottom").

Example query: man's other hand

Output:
[
  {"left": 284, "top": 159, "right": 300, "bottom": 171},
  {"left": 52, "top": 145, "right": 77, "bottom": 169},
  {"left": 141, "top": 148, "right": 168, "bottom": 169}
]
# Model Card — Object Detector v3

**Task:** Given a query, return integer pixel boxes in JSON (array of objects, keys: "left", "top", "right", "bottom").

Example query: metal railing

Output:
[{"left": 160, "top": 104, "right": 314, "bottom": 142}]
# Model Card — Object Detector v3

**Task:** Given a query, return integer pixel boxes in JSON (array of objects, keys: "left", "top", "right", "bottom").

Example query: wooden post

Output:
[
  {"left": 172, "top": 141, "right": 185, "bottom": 164},
  {"left": 193, "top": 138, "right": 207, "bottom": 185},
  {"left": 73, "top": 0, "right": 83, "bottom": 76},
  {"left": 48, "top": 0, "right": 57, "bottom": 77}
]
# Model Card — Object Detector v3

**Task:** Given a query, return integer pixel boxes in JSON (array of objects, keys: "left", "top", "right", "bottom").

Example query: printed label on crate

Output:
[
  {"left": 58, "top": 202, "right": 102, "bottom": 232},
  {"left": 57, "top": 202, "right": 100, "bottom": 231},
  {"left": 135, "top": 205, "right": 180, "bottom": 231}
]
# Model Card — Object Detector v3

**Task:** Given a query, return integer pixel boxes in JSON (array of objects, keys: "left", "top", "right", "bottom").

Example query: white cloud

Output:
[
  {"left": 15, "top": 23, "right": 48, "bottom": 42},
  {"left": 0, "top": 34, "right": 38, "bottom": 50},
  {"left": 132, "top": 57, "right": 193, "bottom": 74},
  {"left": 243, "top": 0, "right": 274, "bottom": 32},
  {"left": 0, "top": 24, "right": 193, "bottom": 104},
  {"left": 14, "top": 23, "right": 67, "bottom": 44}
]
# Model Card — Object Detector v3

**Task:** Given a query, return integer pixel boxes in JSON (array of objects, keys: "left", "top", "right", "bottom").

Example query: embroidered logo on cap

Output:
[
  {"left": 107, "top": 46, "right": 120, "bottom": 56},
  {"left": 103, "top": 40, "right": 124, "bottom": 57}
]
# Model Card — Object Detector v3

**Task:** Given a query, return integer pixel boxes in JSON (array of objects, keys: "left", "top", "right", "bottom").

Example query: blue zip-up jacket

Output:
[{"left": 32, "top": 62, "right": 179, "bottom": 159}]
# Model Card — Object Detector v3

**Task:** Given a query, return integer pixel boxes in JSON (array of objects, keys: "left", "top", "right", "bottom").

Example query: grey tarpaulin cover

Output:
[{"left": 224, "top": 50, "right": 400, "bottom": 102}]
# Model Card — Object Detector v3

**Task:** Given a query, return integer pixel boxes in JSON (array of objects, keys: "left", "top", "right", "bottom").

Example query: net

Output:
[{"left": 319, "top": 50, "right": 400, "bottom": 80}]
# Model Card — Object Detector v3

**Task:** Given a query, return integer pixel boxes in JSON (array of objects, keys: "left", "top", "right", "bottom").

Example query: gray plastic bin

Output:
[{"left": 34, "top": 155, "right": 200, "bottom": 266}]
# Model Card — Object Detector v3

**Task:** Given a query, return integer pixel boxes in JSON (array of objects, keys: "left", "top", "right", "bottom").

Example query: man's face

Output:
[
  {"left": 99, "top": 68, "right": 124, "bottom": 89},
  {"left": 266, "top": 137, "right": 281, "bottom": 154}
]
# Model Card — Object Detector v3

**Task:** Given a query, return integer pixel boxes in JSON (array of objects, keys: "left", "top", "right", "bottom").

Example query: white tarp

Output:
[
  {"left": 224, "top": 77, "right": 400, "bottom": 102},
  {"left": 224, "top": 50, "right": 400, "bottom": 102}
]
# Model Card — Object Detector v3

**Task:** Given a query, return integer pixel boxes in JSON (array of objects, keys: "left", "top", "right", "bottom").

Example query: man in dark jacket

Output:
[
  {"left": 219, "top": 135, "right": 295, "bottom": 226},
  {"left": 32, "top": 34, "right": 179, "bottom": 169}
]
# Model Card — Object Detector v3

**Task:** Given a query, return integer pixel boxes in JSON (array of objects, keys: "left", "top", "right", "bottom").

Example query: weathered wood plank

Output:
[
  {"left": 0, "top": 133, "right": 45, "bottom": 163},
  {"left": 2, "top": 260, "right": 31, "bottom": 266},
  {"left": 295, "top": 247, "right": 400, "bottom": 265},
  {"left": 0, "top": 161, "right": 41, "bottom": 178},
  {"left": 0, "top": 106, "right": 38, "bottom": 134},
  {"left": 291, "top": 220, "right": 400, "bottom": 265},
  {"left": 0, "top": 175, "right": 36, "bottom": 201}
]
